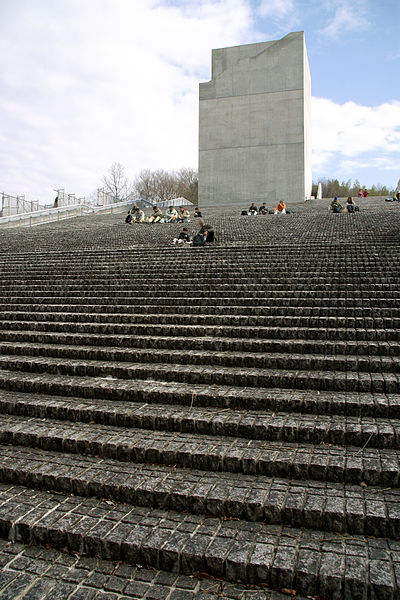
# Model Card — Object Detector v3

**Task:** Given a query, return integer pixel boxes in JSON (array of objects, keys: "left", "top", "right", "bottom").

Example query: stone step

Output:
[
  {"left": 0, "top": 538, "right": 294, "bottom": 600},
  {"left": 0, "top": 251, "right": 397, "bottom": 265},
  {"left": 3, "top": 264, "right": 397, "bottom": 278},
  {"left": 0, "top": 415, "right": 399, "bottom": 486},
  {"left": 1, "top": 249, "right": 397, "bottom": 262},
  {"left": 0, "top": 353, "right": 398, "bottom": 393},
  {"left": 1, "top": 329, "right": 399, "bottom": 357},
  {"left": 0, "top": 284, "right": 399, "bottom": 298},
  {"left": 0, "top": 389, "right": 399, "bottom": 448},
  {"left": 2, "top": 273, "right": 399, "bottom": 286},
  {"left": 1, "top": 282, "right": 399, "bottom": 298},
  {"left": 0, "top": 319, "right": 399, "bottom": 342},
  {"left": 1, "top": 303, "right": 400, "bottom": 320},
  {"left": 1, "top": 340, "right": 400, "bottom": 375},
  {"left": 0, "top": 293, "right": 400, "bottom": 312},
  {"left": 0, "top": 282, "right": 399, "bottom": 296},
  {"left": 0, "top": 482, "right": 398, "bottom": 597},
  {"left": 1, "top": 275, "right": 399, "bottom": 290},
  {"left": 0, "top": 371, "right": 398, "bottom": 418},
  {"left": 0, "top": 296, "right": 382, "bottom": 311},
  {"left": 1, "top": 444, "right": 399, "bottom": 538}
]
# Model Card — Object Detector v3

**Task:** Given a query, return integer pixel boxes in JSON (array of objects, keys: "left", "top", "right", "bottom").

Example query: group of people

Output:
[
  {"left": 358, "top": 188, "right": 369, "bottom": 198},
  {"left": 330, "top": 196, "right": 360, "bottom": 213},
  {"left": 243, "top": 201, "right": 289, "bottom": 216},
  {"left": 125, "top": 204, "right": 202, "bottom": 224},
  {"left": 172, "top": 221, "right": 214, "bottom": 247},
  {"left": 124, "top": 203, "right": 213, "bottom": 247}
]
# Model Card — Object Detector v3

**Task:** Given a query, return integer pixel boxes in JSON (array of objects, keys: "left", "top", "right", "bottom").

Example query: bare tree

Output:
[
  {"left": 133, "top": 169, "right": 157, "bottom": 201},
  {"left": 176, "top": 167, "right": 198, "bottom": 204},
  {"left": 153, "top": 170, "right": 178, "bottom": 202},
  {"left": 133, "top": 167, "right": 198, "bottom": 204},
  {"left": 102, "top": 162, "right": 131, "bottom": 200}
]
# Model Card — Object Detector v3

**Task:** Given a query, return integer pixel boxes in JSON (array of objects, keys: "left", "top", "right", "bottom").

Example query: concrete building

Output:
[{"left": 199, "top": 31, "right": 312, "bottom": 208}]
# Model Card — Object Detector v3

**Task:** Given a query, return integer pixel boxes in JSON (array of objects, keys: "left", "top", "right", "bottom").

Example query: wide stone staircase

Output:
[{"left": 0, "top": 200, "right": 400, "bottom": 599}]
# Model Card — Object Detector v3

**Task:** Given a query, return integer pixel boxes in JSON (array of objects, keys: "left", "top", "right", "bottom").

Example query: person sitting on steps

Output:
[
  {"left": 132, "top": 207, "right": 145, "bottom": 222},
  {"left": 346, "top": 197, "right": 359, "bottom": 213},
  {"left": 172, "top": 228, "right": 191, "bottom": 245},
  {"left": 274, "top": 201, "right": 287, "bottom": 215},
  {"left": 259, "top": 202, "right": 268, "bottom": 214},
  {"left": 165, "top": 206, "right": 178, "bottom": 223},
  {"left": 248, "top": 202, "right": 258, "bottom": 215},
  {"left": 330, "top": 197, "right": 343, "bottom": 213},
  {"left": 147, "top": 206, "right": 163, "bottom": 223},
  {"left": 192, "top": 220, "right": 214, "bottom": 246},
  {"left": 177, "top": 206, "right": 190, "bottom": 223}
]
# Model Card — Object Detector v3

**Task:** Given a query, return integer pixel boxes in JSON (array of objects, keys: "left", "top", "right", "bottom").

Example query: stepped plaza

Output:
[{"left": 0, "top": 196, "right": 400, "bottom": 599}]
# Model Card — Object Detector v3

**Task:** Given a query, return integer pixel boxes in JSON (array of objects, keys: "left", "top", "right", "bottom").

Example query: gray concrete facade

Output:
[{"left": 199, "top": 31, "right": 312, "bottom": 208}]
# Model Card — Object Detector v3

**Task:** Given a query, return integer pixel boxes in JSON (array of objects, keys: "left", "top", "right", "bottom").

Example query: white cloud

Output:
[
  {"left": 257, "top": 0, "right": 295, "bottom": 18},
  {"left": 0, "top": 0, "right": 398, "bottom": 199},
  {"left": 312, "top": 97, "right": 400, "bottom": 182},
  {"left": 318, "top": 0, "right": 370, "bottom": 38},
  {"left": 0, "top": 0, "right": 254, "bottom": 201}
]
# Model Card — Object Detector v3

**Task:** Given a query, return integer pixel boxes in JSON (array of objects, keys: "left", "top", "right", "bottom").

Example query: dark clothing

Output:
[
  {"left": 331, "top": 201, "right": 343, "bottom": 213},
  {"left": 199, "top": 223, "right": 214, "bottom": 242},
  {"left": 178, "top": 232, "right": 191, "bottom": 243},
  {"left": 192, "top": 233, "right": 206, "bottom": 247}
]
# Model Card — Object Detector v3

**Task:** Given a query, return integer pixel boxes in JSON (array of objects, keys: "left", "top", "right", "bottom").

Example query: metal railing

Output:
[
  {"left": 138, "top": 197, "right": 193, "bottom": 209},
  {"left": 0, "top": 204, "right": 93, "bottom": 229},
  {"left": 1, "top": 193, "right": 39, "bottom": 217},
  {"left": 53, "top": 189, "right": 85, "bottom": 208},
  {"left": 0, "top": 193, "right": 193, "bottom": 229}
]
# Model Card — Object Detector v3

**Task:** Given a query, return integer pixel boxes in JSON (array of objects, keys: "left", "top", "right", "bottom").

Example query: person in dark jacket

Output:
[
  {"left": 330, "top": 197, "right": 343, "bottom": 213},
  {"left": 172, "top": 228, "right": 191, "bottom": 245},
  {"left": 198, "top": 221, "right": 214, "bottom": 243}
]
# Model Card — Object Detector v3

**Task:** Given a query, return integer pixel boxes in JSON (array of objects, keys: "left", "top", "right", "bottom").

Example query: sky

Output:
[{"left": 0, "top": 0, "right": 399, "bottom": 204}]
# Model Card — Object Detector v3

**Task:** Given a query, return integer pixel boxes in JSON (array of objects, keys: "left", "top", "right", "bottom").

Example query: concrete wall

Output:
[{"left": 199, "top": 32, "right": 312, "bottom": 208}]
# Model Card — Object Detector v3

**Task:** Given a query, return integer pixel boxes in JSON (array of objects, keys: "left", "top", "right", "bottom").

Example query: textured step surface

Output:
[
  {"left": 1, "top": 374, "right": 399, "bottom": 417},
  {"left": 0, "top": 389, "right": 399, "bottom": 448},
  {"left": 1, "top": 200, "right": 400, "bottom": 598},
  {"left": 1, "top": 538, "right": 298, "bottom": 600},
  {"left": 1, "top": 483, "right": 399, "bottom": 598},
  {"left": 1, "top": 445, "right": 399, "bottom": 538},
  {"left": 0, "top": 414, "right": 399, "bottom": 486}
]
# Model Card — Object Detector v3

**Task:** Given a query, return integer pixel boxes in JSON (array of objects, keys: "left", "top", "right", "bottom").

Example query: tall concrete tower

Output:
[{"left": 199, "top": 31, "right": 312, "bottom": 208}]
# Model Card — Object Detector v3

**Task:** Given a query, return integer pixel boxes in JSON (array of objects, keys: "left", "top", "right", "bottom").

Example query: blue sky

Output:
[{"left": 1, "top": 0, "right": 399, "bottom": 203}]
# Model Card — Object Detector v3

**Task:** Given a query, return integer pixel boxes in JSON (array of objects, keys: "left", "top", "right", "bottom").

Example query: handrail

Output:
[
  {"left": 0, "top": 197, "right": 193, "bottom": 229},
  {"left": 0, "top": 204, "right": 92, "bottom": 229}
]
